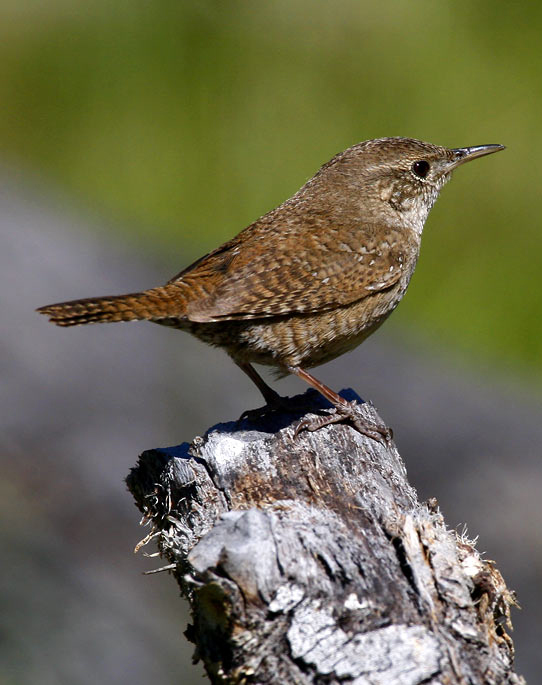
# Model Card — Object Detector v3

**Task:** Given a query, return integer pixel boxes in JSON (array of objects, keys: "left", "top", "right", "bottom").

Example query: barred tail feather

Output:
[{"left": 37, "top": 285, "right": 187, "bottom": 327}]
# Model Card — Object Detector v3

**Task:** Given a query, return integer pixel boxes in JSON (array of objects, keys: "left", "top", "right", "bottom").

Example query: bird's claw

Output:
[
  {"left": 238, "top": 393, "right": 292, "bottom": 424},
  {"left": 238, "top": 390, "right": 323, "bottom": 426},
  {"left": 293, "top": 400, "right": 392, "bottom": 444}
]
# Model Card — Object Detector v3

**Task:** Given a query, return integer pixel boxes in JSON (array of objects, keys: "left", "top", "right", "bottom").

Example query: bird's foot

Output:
[
  {"left": 294, "top": 400, "right": 393, "bottom": 444},
  {"left": 238, "top": 399, "right": 288, "bottom": 425},
  {"left": 238, "top": 389, "right": 322, "bottom": 425}
]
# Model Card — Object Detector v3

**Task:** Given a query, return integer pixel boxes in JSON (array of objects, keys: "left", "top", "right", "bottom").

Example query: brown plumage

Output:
[{"left": 38, "top": 137, "right": 504, "bottom": 438}]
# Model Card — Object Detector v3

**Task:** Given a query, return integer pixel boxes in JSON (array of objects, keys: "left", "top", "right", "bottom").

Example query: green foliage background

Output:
[{"left": 1, "top": 1, "right": 540, "bottom": 376}]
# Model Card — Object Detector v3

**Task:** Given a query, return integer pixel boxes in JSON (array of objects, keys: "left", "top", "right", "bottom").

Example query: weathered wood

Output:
[{"left": 126, "top": 390, "right": 524, "bottom": 684}]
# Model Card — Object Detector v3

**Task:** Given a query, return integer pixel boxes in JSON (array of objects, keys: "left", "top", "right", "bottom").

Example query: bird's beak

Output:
[{"left": 449, "top": 144, "right": 505, "bottom": 170}]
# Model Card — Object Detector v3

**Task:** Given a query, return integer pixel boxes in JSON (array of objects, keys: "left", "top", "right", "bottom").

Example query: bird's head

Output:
[{"left": 312, "top": 137, "right": 504, "bottom": 234}]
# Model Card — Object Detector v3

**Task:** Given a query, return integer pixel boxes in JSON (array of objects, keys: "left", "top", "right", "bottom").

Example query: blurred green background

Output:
[{"left": 0, "top": 0, "right": 539, "bottom": 377}]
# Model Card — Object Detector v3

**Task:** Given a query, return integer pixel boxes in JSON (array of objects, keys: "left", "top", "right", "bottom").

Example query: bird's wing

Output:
[{"left": 171, "top": 223, "right": 411, "bottom": 322}]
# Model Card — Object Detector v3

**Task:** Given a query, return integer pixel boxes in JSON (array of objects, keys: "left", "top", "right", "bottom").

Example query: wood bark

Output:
[{"left": 126, "top": 390, "right": 525, "bottom": 684}]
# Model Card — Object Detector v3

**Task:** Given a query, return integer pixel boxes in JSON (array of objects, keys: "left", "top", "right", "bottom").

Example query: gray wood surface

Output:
[{"left": 127, "top": 391, "right": 524, "bottom": 684}]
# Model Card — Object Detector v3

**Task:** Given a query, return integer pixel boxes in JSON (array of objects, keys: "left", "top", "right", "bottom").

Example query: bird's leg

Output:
[
  {"left": 235, "top": 361, "right": 320, "bottom": 423},
  {"left": 235, "top": 361, "right": 292, "bottom": 423},
  {"left": 287, "top": 366, "right": 392, "bottom": 443},
  {"left": 235, "top": 361, "right": 391, "bottom": 443},
  {"left": 236, "top": 360, "right": 283, "bottom": 406}
]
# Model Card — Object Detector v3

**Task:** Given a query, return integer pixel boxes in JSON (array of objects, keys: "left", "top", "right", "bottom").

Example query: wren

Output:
[{"left": 38, "top": 137, "right": 504, "bottom": 440}]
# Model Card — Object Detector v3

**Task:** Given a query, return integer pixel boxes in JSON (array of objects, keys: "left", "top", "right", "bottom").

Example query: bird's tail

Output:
[{"left": 37, "top": 284, "right": 187, "bottom": 327}]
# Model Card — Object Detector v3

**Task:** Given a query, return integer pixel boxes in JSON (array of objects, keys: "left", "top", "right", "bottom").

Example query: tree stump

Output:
[{"left": 126, "top": 390, "right": 524, "bottom": 684}]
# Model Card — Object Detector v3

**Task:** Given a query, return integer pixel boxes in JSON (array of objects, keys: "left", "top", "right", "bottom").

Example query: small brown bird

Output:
[{"left": 38, "top": 137, "right": 504, "bottom": 439}]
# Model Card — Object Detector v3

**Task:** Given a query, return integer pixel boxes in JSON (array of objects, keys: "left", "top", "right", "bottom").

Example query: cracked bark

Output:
[{"left": 126, "top": 390, "right": 525, "bottom": 685}]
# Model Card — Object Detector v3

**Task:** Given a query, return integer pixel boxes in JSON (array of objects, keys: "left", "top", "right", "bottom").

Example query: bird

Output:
[{"left": 38, "top": 137, "right": 504, "bottom": 439}]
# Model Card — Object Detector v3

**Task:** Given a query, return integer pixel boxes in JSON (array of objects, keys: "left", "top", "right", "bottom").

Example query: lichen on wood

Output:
[{"left": 126, "top": 390, "right": 524, "bottom": 684}]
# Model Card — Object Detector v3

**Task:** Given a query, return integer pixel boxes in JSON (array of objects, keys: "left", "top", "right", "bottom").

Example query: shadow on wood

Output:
[{"left": 126, "top": 391, "right": 524, "bottom": 685}]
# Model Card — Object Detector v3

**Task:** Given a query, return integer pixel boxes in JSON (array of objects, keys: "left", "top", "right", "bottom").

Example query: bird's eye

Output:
[{"left": 411, "top": 160, "right": 430, "bottom": 178}]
